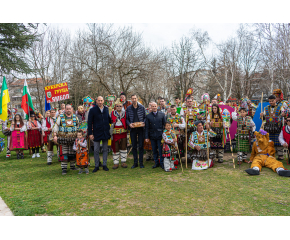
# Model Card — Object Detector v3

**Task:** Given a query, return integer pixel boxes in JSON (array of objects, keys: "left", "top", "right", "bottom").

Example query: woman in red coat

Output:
[{"left": 111, "top": 98, "right": 128, "bottom": 169}]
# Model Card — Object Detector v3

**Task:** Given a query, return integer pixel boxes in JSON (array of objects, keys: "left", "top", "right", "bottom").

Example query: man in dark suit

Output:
[
  {"left": 145, "top": 102, "right": 166, "bottom": 169},
  {"left": 88, "top": 96, "right": 111, "bottom": 172},
  {"left": 126, "top": 94, "right": 146, "bottom": 169}
]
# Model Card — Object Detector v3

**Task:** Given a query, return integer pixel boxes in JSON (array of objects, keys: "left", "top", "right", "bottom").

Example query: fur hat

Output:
[
  {"left": 273, "top": 89, "right": 283, "bottom": 100},
  {"left": 114, "top": 98, "right": 123, "bottom": 106}
]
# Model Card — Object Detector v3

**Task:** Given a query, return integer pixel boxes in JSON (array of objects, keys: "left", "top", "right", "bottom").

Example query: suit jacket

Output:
[
  {"left": 145, "top": 111, "right": 166, "bottom": 140},
  {"left": 87, "top": 105, "right": 111, "bottom": 142}
]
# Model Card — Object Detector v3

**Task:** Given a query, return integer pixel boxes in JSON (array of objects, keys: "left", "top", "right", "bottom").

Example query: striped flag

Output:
[{"left": 21, "top": 79, "right": 34, "bottom": 120}]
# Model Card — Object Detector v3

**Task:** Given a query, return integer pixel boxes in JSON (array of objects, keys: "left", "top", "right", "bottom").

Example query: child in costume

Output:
[
  {"left": 167, "top": 104, "right": 185, "bottom": 167},
  {"left": 232, "top": 102, "right": 256, "bottom": 164},
  {"left": 10, "top": 113, "right": 28, "bottom": 159},
  {"left": 245, "top": 129, "right": 290, "bottom": 177},
  {"left": 188, "top": 121, "right": 216, "bottom": 170},
  {"left": 162, "top": 122, "right": 178, "bottom": 172},
  {"left": 73, "top": 130, "right": 89, "bottom": 174}
]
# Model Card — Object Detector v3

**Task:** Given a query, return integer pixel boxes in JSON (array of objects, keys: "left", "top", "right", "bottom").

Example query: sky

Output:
[{"left": 50, "top": 23, "right": 240, "bottom": 49}]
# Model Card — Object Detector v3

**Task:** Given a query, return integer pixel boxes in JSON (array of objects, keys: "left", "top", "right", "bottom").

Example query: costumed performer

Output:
[
  {"left": 245, "top": 129, "right": 290, "bottom": 177},
  {"left": 110, "top": 98, "right": 128, "bottom": 169},
  {"left": 188, "top": 121, "right": 216, "bottom": 170},
  {"left": 9, "top": 113, "right": 28, "bottom": 159},
  {"left": 162, "top": 122, "right": 178, "bottom": 172},
  {"left": 53, "top": 104, "right": 79, "bottom": 175}
]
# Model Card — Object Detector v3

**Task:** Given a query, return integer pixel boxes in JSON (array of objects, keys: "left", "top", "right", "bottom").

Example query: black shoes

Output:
[
  {"left": 103, "top": 165, "right": 109, "bottom": 171},
  {"left": 245, "top": 168, "right": 260, "bottom": 175},
  {"left": 99, "top": 162, "right": 103, "bottom": 167},
  {"left": 92, "top": 167, "right": 99, "bottom": 173},
  {"left": 62, "top": 170, "right": 67, "bottom": 175},
  {"left": 160, "top": 164, "right": 164, "bottom": 170},
  {"left": 21, "top": 153, "right": 24, "bottom": 159},
  {"left": 278, "top": 169, "right": 290, "bottom": 177},
  {"left": 47, "top": 162, "right": 52, "bottom": 165},
  {"left": 152, "top": 163, "right": 160, "bottom": 169},
  {"left": 140, "top": 163, "right": 145, "bottom": 168},
  {"left": 218, "top": 159, "right": 223, "bottom": 163},
  {"left": 131, "top": 164, "right": 138, "bottom": 169}
]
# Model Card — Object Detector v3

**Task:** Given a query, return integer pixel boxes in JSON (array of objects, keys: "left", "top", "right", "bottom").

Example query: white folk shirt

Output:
[
  {"left": 26, "top": 120, "right": 42, "bottom": 131},
  {"left": 42, "top": 117, "right": 55, "bottom": 132},
  {"left": 10, "top": 122, "right": 27, "bottom": 132},
  {"left": 279, "top": 125, "right": 290, "bottom": 146}
]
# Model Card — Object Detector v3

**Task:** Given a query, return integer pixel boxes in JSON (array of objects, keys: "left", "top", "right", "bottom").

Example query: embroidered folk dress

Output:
[
  {"left": 73, "top": 138, "right": 88, "bottom": 168},
  {"left": 9, "top": 122, "right": 28, "bottom": 150},
  {"left": 188, "top": 129, "right": 216, "bottom": 170},
  {"left": 207, "top": 111, "right": 227, "bottom": 149},
  {"left": 162, "top": 129, "right": 178, "bottom": 171},
  {"left": 27, "top": 120, "right": 42, "bottom": 149}
]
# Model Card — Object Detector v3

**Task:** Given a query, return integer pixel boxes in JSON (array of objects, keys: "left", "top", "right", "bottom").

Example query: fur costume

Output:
[{"left": 245, "top": 129, "right": 290, "bottom": 177}]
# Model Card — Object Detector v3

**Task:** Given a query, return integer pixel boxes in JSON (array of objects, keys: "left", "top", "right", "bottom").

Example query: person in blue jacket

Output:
[
  {"left": 126, "top": 94, "right": 146, "bottom": 169},
  {"left": 88, "top": 96, "right": 111, "bottom": 173},
  {"left": 145, "top": 102, "right": 166, "bottom": 169}
]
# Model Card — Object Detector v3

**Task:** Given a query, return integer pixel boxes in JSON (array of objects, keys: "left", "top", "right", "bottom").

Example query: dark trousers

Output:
[
  {"left": 150, "top": 139, "right": 164, "bottom": 165},
  {"left": 130, "top": 128, "right": 144, "bottom": 164}
]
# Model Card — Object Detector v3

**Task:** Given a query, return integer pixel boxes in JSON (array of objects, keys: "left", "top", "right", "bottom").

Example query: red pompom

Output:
[
  {"left": 175, "top": 166, "right": 177, "bottom": 169},
  {"left": 169, "top": 168, "right": 172, "bottom": 170}
]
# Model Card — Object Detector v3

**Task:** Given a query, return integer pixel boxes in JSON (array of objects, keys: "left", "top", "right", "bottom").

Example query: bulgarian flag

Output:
[
  {"left": 21, "top": 79, "right": 34, "bottom": 120},
  {"left": 0, "top": 76, "right": 10, "bottom": 121}
]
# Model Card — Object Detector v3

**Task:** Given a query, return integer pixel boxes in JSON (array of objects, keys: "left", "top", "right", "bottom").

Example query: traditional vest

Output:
[
  {"left": 264, "top": 104, "right": 282, "bottom": 134},
  {"left": 183, "top": 107, "right": 199, "bottom": 128},
  {"left": 265, "top": 105, "right": 282, "bottom": 123},
  {"left": 111, "top": 111, "right": 127, "bottom": 134},
  {"left": 74, "top": 138, "right": 87, "bottom": 153},
  {"left": 162, "top": 130, "right": 177, "bottom": 157},
  {"left": 282, "top": 126, "right": 290, "bottom": 146},
  {"left": 57, "top": 114, "right": 78, "bottom": 145},
  {"left": 29, "top": 120, "right": 39, "bottom": 129},
  {"left": 168, "top": 114, "right": 183, "bottom": 133},
  {"left": 210, "top": 113, "right": 223, "bottom": 128},
  {"left": 188, "top": 130, "right": 211, "bottom": 150},
  {"left": 237, "top": 116, "right": 252, "bottom": 132}
]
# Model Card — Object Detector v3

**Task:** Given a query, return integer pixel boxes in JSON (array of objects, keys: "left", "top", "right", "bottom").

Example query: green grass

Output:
[{"left": 1, "top": 131, "right": 290, "bottom": 216}]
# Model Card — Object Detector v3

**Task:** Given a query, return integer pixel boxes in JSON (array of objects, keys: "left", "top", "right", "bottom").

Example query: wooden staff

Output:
[
  {"left": 228, "top": 131, "right": 235, "bottom": 169},
  {"left": 261, "top": 92, "right": 265, "bottom": 130},
  {"left": 206, "top": 101, "right": 210, "bottom": 162},
  {"left": 176, "top": 143, "right": 184, "bottom": 174},
  {"left": 185, "top": 112, "right": 188, "bottom": 169}
]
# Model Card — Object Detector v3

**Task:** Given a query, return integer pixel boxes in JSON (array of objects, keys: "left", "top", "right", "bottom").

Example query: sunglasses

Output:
[{"left": 287, "top": 120, "right": 290, "bottom": 122}]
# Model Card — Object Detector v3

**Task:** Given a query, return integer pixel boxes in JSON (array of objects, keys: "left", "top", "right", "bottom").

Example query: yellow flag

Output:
[{"left": 0, "top": 76, "right": 10, "bottom": 121}]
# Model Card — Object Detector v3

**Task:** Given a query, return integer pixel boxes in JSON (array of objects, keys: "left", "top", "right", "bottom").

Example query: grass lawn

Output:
[{"left": 1, "top": 132, "right": 290, "bottom": 216}]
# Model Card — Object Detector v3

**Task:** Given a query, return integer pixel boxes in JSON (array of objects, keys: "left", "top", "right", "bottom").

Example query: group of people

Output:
[{"left": 2, "top": 88, "right": 290, "bottom": 177}]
